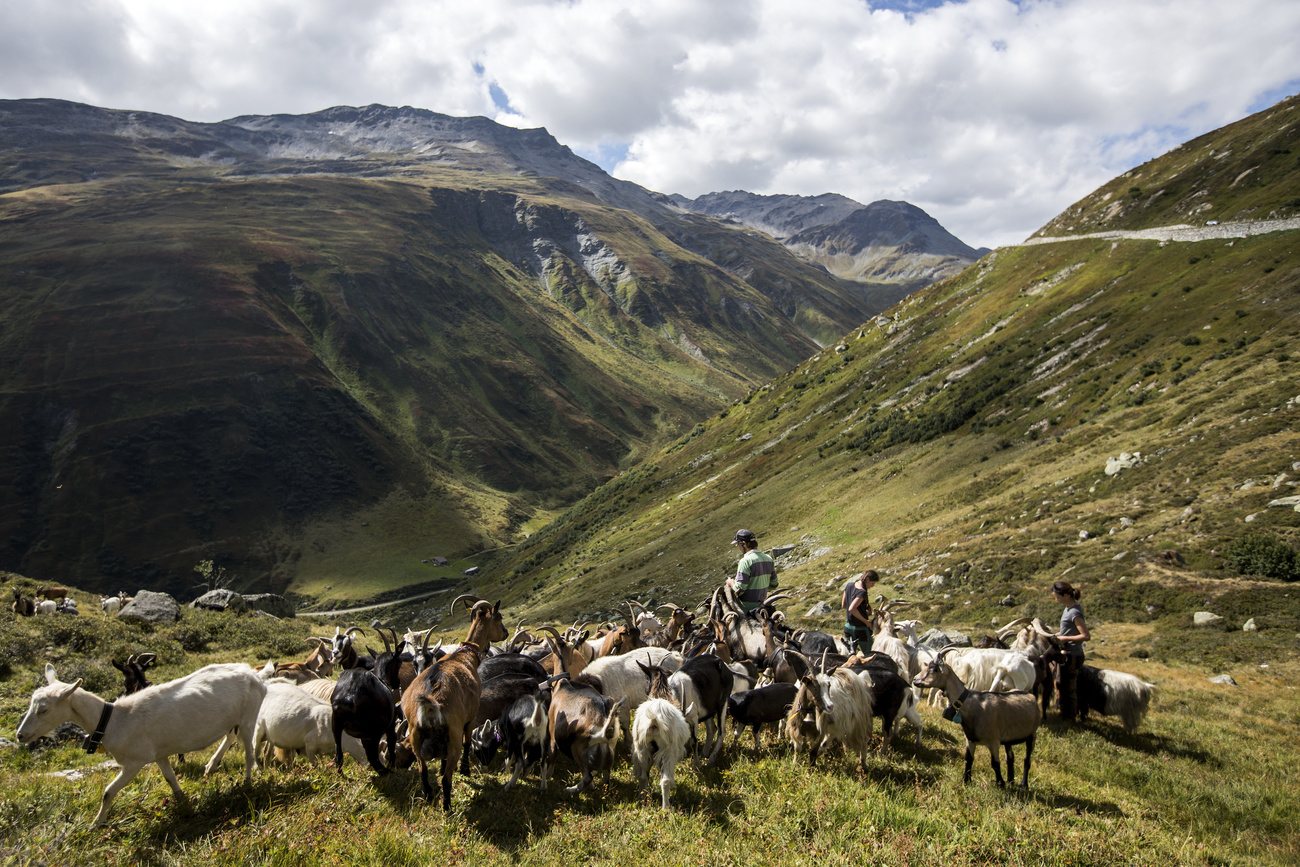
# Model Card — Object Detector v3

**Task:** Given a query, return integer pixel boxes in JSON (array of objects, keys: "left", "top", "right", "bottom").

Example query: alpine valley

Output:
[{"left": 0, "top": 99, "right": 984, "bottom": 598}]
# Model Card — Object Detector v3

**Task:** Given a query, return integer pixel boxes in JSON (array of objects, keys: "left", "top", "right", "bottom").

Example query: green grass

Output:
[{"left": 0, "top": 583, "right": 1297, "bottom": 865}]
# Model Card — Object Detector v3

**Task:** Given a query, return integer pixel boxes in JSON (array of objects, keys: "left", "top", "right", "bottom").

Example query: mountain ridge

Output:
[{"left": 0, "top": 98, "right": 967, "bottom": 596}]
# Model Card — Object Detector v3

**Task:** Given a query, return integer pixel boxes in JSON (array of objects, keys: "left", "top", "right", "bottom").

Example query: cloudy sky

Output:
[{"left": 3, "top": 0, "right": 1298, "bottom": 248}]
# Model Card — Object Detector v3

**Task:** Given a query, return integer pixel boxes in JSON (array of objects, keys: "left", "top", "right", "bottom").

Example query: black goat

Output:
[
  {"left": 113, "top": 653, "right": 158, "bottom": 696},
  {"left": 331, "top": 627, "right": 401, "bottom": 775},
  {"left": 728, "top": 682, "right": 799, "bottom": 749},
  {"left": 470, "top": 690, "right": 551, "bottom": 790}
]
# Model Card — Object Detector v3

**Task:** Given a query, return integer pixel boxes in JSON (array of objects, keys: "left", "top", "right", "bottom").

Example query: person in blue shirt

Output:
[{"left": 726, "top": 529, "right": 777, "bottom": 614}]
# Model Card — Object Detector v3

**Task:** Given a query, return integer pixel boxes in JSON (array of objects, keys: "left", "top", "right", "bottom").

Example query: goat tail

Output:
[{"left": 414, "top": 695, "right": 446, "bottom": 733}]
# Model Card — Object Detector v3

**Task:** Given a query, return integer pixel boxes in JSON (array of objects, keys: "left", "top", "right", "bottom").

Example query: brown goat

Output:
[
  {"left": 546, "top": 675, "right": 626, "bottom": 794},
  {"left": 36, "top": 586, "right": 68, "bottom": 602},
  {"left": 401, "top": 594, "right": 506, "bottom": 809}
]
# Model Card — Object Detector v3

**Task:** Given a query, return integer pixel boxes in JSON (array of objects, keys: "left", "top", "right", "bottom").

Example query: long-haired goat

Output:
[
  {"left": 1077, "top": 665, "right": 1156, "bottom": 732},
  {"left": 402, "top": 594, "right": 507, "bottom": 809},
  {"left": 631, "top": 697, "right": 693, "bottom": 810},
  {"left": 912, "top": 650, "right": 1041, "bottom": 788},
  {"left": 784, "top": 668, "right": 874, "bottom": 772},
  {"left": 17, "top": 662, "right": 265, "bottom": 826}
]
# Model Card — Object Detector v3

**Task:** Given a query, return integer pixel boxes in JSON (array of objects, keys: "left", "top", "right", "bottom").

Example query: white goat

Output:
[
  {"left": 631, "top": 698, "right": 694, "bottom": 810},
  {"left": 988, "top": 651, "right": 1037, "bottom": 693},
  {"left": 786, "top": 669, "right": 874, "bottom": 771},
  {"left": 100, "top": 595, "right": 123, "bottom": 616},
  {"left": 34, "top": 599, "right": 57, "bottom": 615},
  {"left": 207, "top": 679, "right": 367, "bottom": 769},
  {"left": 17, "top": 662, "right": 265, "bottom": 826},
  {"left": 579, "top": 647, "right": 682, "bottom": 733}
]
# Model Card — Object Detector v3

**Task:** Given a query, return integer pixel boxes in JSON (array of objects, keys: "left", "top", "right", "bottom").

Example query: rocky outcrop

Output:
[{"left": 118, "top": 590, "right": 182, "bottom": 624}]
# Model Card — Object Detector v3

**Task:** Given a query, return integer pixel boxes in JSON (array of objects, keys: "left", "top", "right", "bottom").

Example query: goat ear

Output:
[
  {"left": 58, "top": 679, "right": 82, "bottom": 700},
  {"left": 112, "top": 660, "right": 126, "bottom": 674},
  {"left": 492, "top": 600, "right": 501, "bottom": 614},
  {"left": 44, "top": 663, "right": 59, "bottom": 685}
]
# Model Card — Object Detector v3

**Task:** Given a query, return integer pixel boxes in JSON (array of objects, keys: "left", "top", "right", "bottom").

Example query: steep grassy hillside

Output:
[
  {"left": 441, "top": 98, "right": 1300, "bottom": 652},
  {"left": 0, "top": 101, "right": 894, "bottom": 599}
]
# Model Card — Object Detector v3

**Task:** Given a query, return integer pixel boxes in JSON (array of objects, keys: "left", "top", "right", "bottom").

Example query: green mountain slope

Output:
[
  {"left": 472, "top": 95, "right": 1300, "bottom": 636},
  {"left": 0, "top": 100, "right": 900, "bottom": 598}
]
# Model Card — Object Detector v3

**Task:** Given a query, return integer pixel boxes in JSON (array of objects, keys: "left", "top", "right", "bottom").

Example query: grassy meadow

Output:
[{"left": 0, "top": 584, "right": 1296, "bottom": 867}]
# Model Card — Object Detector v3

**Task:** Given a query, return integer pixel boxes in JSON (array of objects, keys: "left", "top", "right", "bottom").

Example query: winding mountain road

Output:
[{"left": 1017, "top": 216, "right": 1300, "bottom": 246}]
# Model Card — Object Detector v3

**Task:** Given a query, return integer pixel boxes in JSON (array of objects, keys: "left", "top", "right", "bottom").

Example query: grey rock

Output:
[
  {"left": 771, "top": 544, "right": 797, "bottom": 557},
  {"left": 119, "top": 590, "right": 182, "bottom": 624},
  {"left": 243, "top": 593, "right": 295, "bottom": 618},
  {"left": 1209, "top": 674, "right": 1238, "bottom": 686},
  {"left": 191, "top": 589, "right": 248, "bottom": 613},
  {"left": 1267, "top": 495, "right": 1300, "bottom": 512},
  {"left": 1105, "top": 452, "right": 1144, "bottom": 476},
  {"left": 999, "top": 595, "right": 1017, "bottom": 607},
  {"left": 806, "top": 601, "right": 835, "bottom": 617},
  {"left": 1242, "top": 618, "right": 1258, "bottom": 632},
  {"left": 919, "top": 628, "right": 971, "bottom": 649},
  {"left": 1193, "top": 611, "right": 1224, "bottom": 627}
]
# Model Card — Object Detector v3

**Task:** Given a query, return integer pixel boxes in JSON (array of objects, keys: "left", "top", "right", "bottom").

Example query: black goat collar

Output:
[{"left": 84, "top": 701, "right": 114, "bottom": 754}]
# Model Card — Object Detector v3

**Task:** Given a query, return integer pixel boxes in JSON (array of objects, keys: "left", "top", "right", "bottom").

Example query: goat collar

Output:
[{"left": 83, "top": 701, "right": 114, "bottom": 754}]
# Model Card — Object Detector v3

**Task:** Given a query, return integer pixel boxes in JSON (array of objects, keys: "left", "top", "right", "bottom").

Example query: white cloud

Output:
[{"left": 2, "top": 0, "right": 1298, "bottom": 247}]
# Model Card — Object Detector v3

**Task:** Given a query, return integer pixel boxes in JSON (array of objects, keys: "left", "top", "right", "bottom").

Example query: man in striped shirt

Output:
[{"left": 727, "top": 529, "right": 777, "bottom": 614}]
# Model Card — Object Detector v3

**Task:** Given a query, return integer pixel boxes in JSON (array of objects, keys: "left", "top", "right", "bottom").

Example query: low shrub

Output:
[{"left": 1224, "top": 534, "right": 1299, "bottom": 581}]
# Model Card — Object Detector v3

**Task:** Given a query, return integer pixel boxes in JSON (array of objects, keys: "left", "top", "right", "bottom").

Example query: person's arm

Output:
[{"left": 733, "top": 555, "right": 751, "bottom": 593}]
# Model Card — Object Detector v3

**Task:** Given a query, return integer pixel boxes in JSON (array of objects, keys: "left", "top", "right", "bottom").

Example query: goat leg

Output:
[
  {"left": 1021, "top": 735, "right": 1036, "bottom": 788},
  {"left": 989, "top": 744, "right": 1006, "bottom": 787}
]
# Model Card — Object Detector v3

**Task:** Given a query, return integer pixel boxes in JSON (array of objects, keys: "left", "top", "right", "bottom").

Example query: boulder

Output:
[
  {"left": 919, "top": 628, "right": 971, "bottom": 649},
  {"left": 771, "top": 544, "right": 797, "bottom": 557},
  {"left": 191, "top": 589, "right": 248, "bottom": 613},
  {"left": 1267, "top": 495, "right": 1300, "bottom": 512},
  {"left": 1209, "top": 674, "right": 1238, "bottom": 686},
  {"left": 118, "top": 590, "right": 182, "bottom": 624},
  {"left": 1242, "top": 618, "right": 1258, "bottom": 632},
  {"left": 1105, "top": 452, "right": 1144, "bottom": 476},
  {"left": 244, "top": 593, "right": 295, "bottom": 619},
  {"left": 806, "top": 601, "right": 835, "bottom": 617},
  {"left": 1193, "top": 612, "right": 1224, "bottom": 627}
]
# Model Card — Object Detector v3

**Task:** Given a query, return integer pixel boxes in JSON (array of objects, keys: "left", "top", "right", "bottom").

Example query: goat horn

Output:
[
  {"left": 654, "top": 603, "right": 680, "bottom": 613},
  {"left": 764, "top": 592, "right": 793, "bottom": 607},
  {"left": 345, "top": 626, "right": 366, "bottom": 638},
  {"left": 539, "top": 625, "right": 564, "bottom": 642},
  {"left": 449, "top": 594, "right": 482, "bottom": 614},
  {"left": 1032, "top": 623, "right": 1059, "bottom": 640},
  {"left": 997, "top": 617, "right": 1032, "bottom": 637}
]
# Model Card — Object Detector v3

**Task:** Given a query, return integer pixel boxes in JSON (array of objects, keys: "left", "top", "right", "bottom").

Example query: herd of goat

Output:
[{"left": 14, "top": 585, "right": 1156, "bottom": 826}]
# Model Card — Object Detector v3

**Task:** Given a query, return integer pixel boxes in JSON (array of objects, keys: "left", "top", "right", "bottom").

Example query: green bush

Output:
[{"left": 1224, "top": 533, "right": 1300, "bottom": 581}]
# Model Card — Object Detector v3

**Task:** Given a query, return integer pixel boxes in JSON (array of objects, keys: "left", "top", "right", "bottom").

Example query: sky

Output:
[{"left": 2, "top": 1, "right": 1299, "bottom": 249}]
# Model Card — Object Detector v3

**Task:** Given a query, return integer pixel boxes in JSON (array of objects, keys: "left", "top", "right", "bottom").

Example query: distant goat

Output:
[
  {"left": 11, "top": 588, "right": 35, "bottom": 617},
  {"left": 17, "top": 662, "right": 265, "bottom": 826}
]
